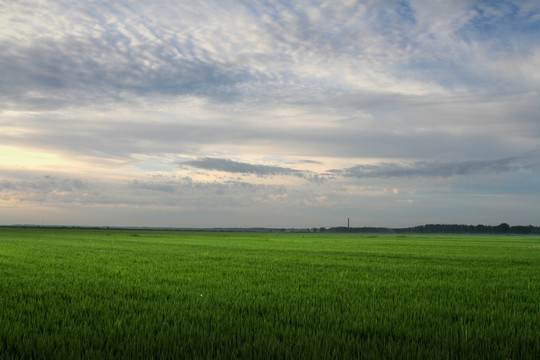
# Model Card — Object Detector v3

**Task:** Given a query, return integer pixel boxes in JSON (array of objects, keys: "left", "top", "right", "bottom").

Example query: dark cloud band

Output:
[{"left": 337, "top": 154, "right": 540, "bottom": 178}]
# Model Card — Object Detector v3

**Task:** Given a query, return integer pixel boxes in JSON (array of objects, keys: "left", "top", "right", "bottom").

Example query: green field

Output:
[{"left": 0, "top": 228, "right": 538, "bottom": 359}]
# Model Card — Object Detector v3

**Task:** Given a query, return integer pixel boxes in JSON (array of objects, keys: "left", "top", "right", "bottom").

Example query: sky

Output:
[{"left": 1, "top": 0, "right": 540, "bottom": 228}]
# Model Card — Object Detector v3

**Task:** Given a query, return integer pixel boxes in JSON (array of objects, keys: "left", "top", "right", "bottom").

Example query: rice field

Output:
[{"left": 0, "top": 227, "right": 538, "bottom": 359}]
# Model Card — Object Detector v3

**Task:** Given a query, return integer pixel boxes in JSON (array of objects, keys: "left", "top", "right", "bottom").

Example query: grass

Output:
[{"left": 0, "top": 228, "right": 539, "bottom": 359}]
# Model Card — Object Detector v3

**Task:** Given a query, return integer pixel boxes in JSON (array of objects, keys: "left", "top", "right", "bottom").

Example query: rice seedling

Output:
[{"left": 0, "top": 228, "right": 538, "bottom": 359}]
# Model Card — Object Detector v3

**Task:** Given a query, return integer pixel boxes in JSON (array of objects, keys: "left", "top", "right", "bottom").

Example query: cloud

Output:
[
  {"left": 180, "top": 157, "right": 330, "bottom": 183},
  {"left": 0, "top": 169, "right": 292, "bottom": 210},
  {"left": 3, "top": 0, "right": 524, "bottom": 112},
  {"left": 0, "top": 174, "right": 91, "bottom": 205},
  {"left": 181, "top": 152, "right": 540, "bottom": 183},
  {"left": 0, "top": 37, "right": 252, "bottom": 110},
  {"left": 132, "top": 180, "right": 176, "bottom": 193},
  {"left": 337, "top": 153, "right": 540, "bottom": 179},
  {"left": 183, "top": 157, "right": 298, "bottom": 176}
]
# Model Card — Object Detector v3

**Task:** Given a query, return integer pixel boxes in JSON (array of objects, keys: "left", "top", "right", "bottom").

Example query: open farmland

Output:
[{"left": 0, "top": 228, "right": 538, "bottom": 359}]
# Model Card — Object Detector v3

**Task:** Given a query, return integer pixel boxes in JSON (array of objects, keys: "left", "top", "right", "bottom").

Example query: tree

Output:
[{"left": 494, "top": 223, "right": 510, "bottom": 233}]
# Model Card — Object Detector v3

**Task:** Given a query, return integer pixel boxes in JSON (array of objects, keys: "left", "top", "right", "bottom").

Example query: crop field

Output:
[{"left": 0, "top": 228, "right": 538, "bottom": 359}]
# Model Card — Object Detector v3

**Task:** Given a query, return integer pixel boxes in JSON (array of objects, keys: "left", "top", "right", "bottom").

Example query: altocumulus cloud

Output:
[{"left": 0, "top": 34, "right": 251, "bottom": 110}]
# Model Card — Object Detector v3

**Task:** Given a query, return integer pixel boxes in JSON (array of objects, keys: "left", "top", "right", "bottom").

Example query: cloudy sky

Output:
[{"left": 1, "top": 0, "right": 540, "bottom": 228}]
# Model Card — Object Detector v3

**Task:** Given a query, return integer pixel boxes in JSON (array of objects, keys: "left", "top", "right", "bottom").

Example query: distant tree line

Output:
[{"left": 315, "top": 223, "right": 540, "bottom": 234}]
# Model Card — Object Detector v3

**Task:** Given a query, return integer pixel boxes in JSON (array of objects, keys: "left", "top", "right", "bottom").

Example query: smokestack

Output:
[{"left": 348, "top": 217, "right": 350, "bottom": 229}]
